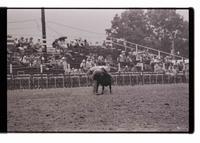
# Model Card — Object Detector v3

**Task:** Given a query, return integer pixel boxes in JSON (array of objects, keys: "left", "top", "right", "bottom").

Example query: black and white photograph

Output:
[{"left": 6, "top": 8, "right": 192, "bottom": 133}]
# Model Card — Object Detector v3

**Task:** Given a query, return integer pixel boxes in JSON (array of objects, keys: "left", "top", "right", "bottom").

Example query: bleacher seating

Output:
[{"left": 7, "top": 35, "right": 188, "bottom": 75}]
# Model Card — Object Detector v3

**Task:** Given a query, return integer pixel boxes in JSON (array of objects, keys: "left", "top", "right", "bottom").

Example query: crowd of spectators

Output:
[
  {"left": 52, "top": 37, "right": 90, "bottom": 53},
  {"left": 7, "top": 36, "right": 46, "bottom": 68},
  {"left": 116, "top": 49, "right": 189, "bottom": 74},
  {"left": 7, "top": 35, "right": 189, "bottom": 75},
  {"left": 79, "top": 53, "right": 111, "bottom": 72},
  {"left": 13, "top": 37, "right": 44, "bottom": 53}
]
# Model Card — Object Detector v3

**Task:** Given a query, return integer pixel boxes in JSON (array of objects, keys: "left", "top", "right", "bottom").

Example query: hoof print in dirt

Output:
[
  {"left": 88, "top": 109, "right": 93, "bottom": 112},
  {"left": 164, "top": 103, "right": 170, "bottom": 106},
  {"left": 100, "top": 119, "right": 105, "bottom": 123},
  {"left": 108, "top": 127, "right": 113, "bottom": 130},
  {"left": 79, "top": 116, "right": 85, "bottom": 119}
]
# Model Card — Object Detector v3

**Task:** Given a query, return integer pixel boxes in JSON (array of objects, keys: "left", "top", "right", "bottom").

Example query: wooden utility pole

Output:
[{"left": 41, "top": 8, "right": 47, "bottom": 62}]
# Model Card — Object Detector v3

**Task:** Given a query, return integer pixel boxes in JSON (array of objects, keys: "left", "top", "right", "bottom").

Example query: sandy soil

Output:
[{"left": 7, "top": 84, "right": 189, "bottom": 132}]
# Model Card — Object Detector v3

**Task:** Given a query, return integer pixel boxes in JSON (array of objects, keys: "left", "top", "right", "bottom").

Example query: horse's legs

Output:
[
  {"left": 93, "top": 81, "right": 97, "bottom": 94},
  {"left": 109, "top": 84, "right": 112, "bottom": 94},
  {"left": 101, "top": 85, "right": 104, "bottom": 94},
  {"left": 96, "top": 82, "right": 99, "bottom": 94}
]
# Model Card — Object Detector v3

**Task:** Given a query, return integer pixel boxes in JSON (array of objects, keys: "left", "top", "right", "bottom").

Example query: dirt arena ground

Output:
[{"left": 7, "top": 84, "right": 189, "bottom": 132}]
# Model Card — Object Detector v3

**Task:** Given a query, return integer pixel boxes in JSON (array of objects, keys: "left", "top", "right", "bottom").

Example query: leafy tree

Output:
[
  {"left": 106, "top": 10, "right": 148, "bottom": 43},
  {"left": 106, "top": 9, "right": 189, "bottom": 57}
]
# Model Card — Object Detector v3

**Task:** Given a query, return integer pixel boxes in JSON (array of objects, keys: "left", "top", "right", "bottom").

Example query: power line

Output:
[
  {"left": 8, "top": 19, "right": 106, "bottom": 39},
  {"left": 35, "top": 20, "right": 42, "bottom": 32},
  {"left": 7, "top": 19, "right": 39, "bottom": 24},
  {"left": 8, "top": 19, "right": 41, "bottom": 31},
  {"left": 8, "top": 27, "right": 39, "bottom": 30},
  {"left": 46, "top": 23, "right": 106, "bottom": 40},
  {"left": 47, "top": 21, "right": 106, "bottom": 36},
  {"left": 46, "top": 24, "right": 62, "bottom": 36},
  {"left": 8, "top": 19, "right": 106, "bottom": 35}
]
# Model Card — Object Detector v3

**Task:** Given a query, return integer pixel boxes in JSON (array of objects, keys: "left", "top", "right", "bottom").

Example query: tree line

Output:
[{"left": 106, "top": 9, "right": 189, "bottom": 57}]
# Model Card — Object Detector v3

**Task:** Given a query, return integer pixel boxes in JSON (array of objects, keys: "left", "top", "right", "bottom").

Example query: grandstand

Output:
[
  {"left": 6, "top": 33, "right": 189, "bottom": 90},
  {"left": 7, "top": 34, "right": 188, "bottom": 75}
]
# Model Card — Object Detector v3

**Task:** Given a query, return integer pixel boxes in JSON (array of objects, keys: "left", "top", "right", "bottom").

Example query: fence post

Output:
[
  {"left": 14, "top": 75, "right": 16, "bottom": 90},
  {"left": 61, "top": 74, "right": 63, "bottom": 88},
  {"left": 28, "top": 75, "right": 31, "bottom": 89},
  {"left": 185, "top": 72, "right": 188, "bottom": 83},
  {"left": 78, "top": 74, "right": 81, "bottom": 87},
  {"left": 20, "top": 78, "right": 22, "bottom": 89},
  {"left": 168, "top": 75, "right": 170, "bottom": 83},
  {"left": 158, "top": 51, "right": 161, "bottom": 58},
  {"left": 11, "top": 74, "right": 14, "bottom": 90},
  {"left": 136, "top": 44, "right": 138, "bottom": 54},
  {"left": 40, "top": 64, "right": 43, "bottom": 74},
  {"left": 36, "top": 77, "right": 38, "bottom": 89},
  {"left": 70, "top": 74, "right": 73, "bottom": 88},
  {"left": 46, "top": 74, "right": 48, "bottom": 88},
  {"left": 123, "top": 73, "right": 125, "bottom": 86},
  {"left": 85, "top": 75, "right": 88, "bottom": 87},
  {"left": 63, "top": 74, "right": 66, "bottom": 88},
  {"left": 41, "top": 73, "right": 43, "bottom": 89},
  {"left": 10, "top": 64, "right": 13, "bottom": 74},
  {"left": 40, "top": 64, "right": 43, "bottom": 89},
  {"left": 70, "top": 76, "right": 74, "bottom": 87},
  {"left": 141, "top": 72, "right": 144, "bottom": 85},
  {"left": 45, "top": 75, "right": 47, "bottom": 88},
  {"left": 116, "top": 74, "right": 118, "bottom": 85},
  {"left": 118, "top": 63, "right": 121, "bottom": 72},
  {"left": 180, "top": 74, "right": 182, "bottom": 83},
  {"left": 142, "top": 73, "right": 144, "bottom": 85},
  {"left": 174, "top": 75, "right": 176, "bottom": 84},
  {"left": 156, "top": 73, "right": 158, "bottom": 84},
  {"left": 46, "top": 74, "right": 49, "bottom": 88},
  {"left": 54, "top": 77, "right": 56, "bottom": 88}
]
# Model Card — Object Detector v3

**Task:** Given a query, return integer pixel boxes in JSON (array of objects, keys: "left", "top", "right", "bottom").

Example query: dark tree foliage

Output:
[{"left": 106, "top": 9, "right": 189, "bottom": 57}]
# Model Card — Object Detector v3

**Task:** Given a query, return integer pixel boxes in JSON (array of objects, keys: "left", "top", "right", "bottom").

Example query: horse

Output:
[{"left": 87, "top": 66, "right": 112, "bottom": 95}]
